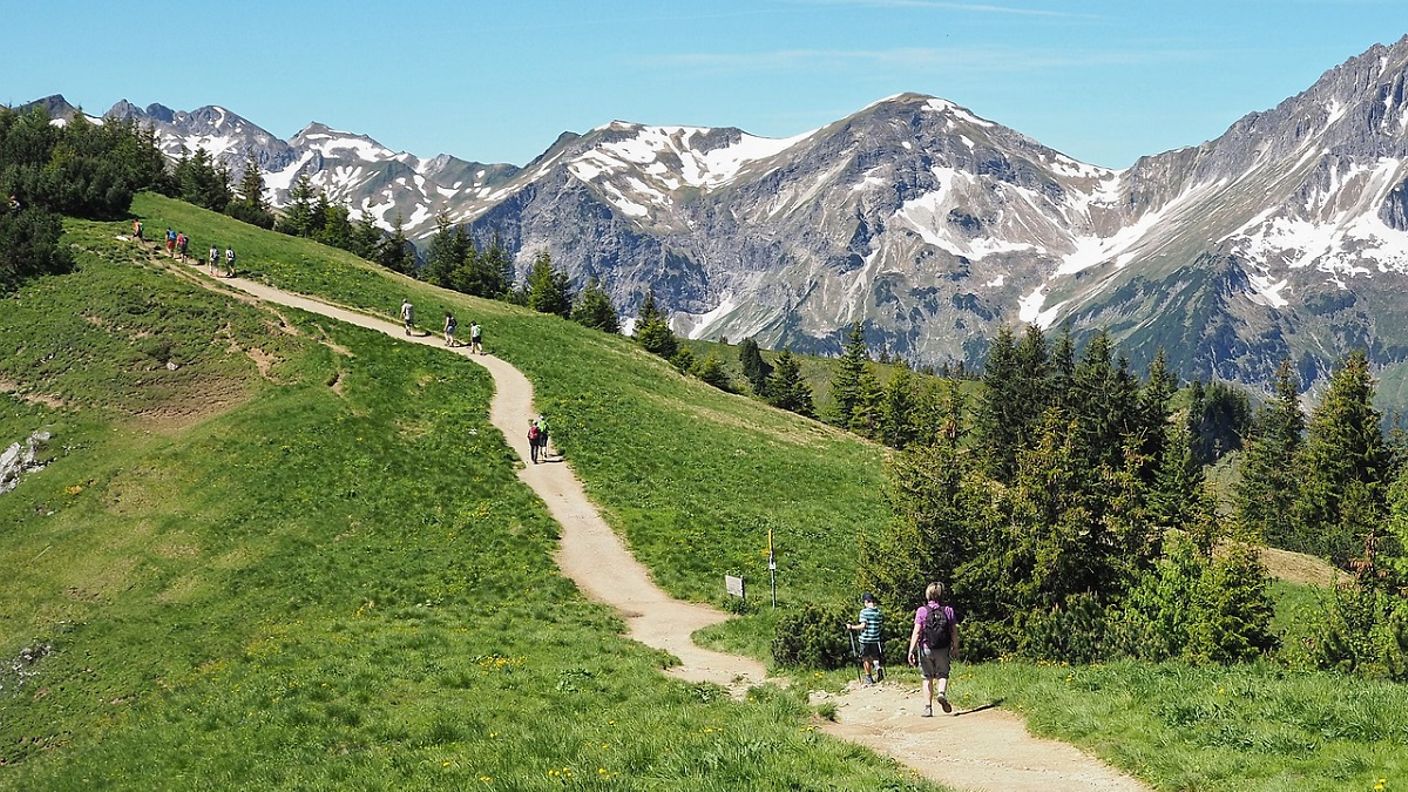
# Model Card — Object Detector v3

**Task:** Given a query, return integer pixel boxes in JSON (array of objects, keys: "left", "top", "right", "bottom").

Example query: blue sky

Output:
[{"left": 2, "top": 1, "right": 1403, "bottom": 168}]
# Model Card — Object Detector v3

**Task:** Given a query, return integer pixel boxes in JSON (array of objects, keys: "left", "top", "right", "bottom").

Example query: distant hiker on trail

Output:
[
  {"left": 528, "top": 419, "right": 543, "bottom": 464},
  {"left": 444, "top": 312, "right": 458, "bottom": 347},
  {"left": 133, "top": 219, "right": 144, "bottom": 242},
  {"left": 907, "top": 581, "right": 958, "bottom": 717},
  {"left": 176, "top": 232, "right": 189, "bottom": 261},
  {"left": 535, "top": 415, "right": 550, "bottom": 460},
  {"left": 400, "top": 299, "right": 415, "bottom": 335},
  {"left": 224, "top": 246, "right": 237, "bottom": 277},
  {"left": 208, "top": 245, "right": 219, "bottom": 275},
  {"left": 469, "top": 321, "right": 482, "bottom": 354},
  {"left": 848, "top": 592, "right": 885, "bottom": 685},
  {"left": 165, "top": 228, "right": 176, "bottom": 256}
]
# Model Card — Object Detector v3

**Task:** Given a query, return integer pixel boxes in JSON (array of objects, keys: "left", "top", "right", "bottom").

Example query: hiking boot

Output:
[
  {"left": 937, "top": 693, "right": 952, "bottom": 714},
  {"left": 874, "top": 666, "right": 885, "bottom": 682},
  {"left": 865, "top": 673, "right": 875, "bottom": 685},
  {"left": 922, "top": 705, "right": 933, "bottom": 718}
]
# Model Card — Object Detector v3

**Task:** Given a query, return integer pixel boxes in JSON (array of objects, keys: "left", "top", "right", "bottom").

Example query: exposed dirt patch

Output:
[
  {"left": 245, "top": 348, "right": 278, "bottom": 380},
  {"left": 329, "top": 370, "right": 346, "bottom": 396},
  {"left": 128, "top": 378, "right": 253, "bottom": 434},
  {"left": 0, "top": 379, "right": 66, "bottom": 409}
]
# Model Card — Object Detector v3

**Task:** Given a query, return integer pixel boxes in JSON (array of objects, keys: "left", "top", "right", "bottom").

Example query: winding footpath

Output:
[{"left": 192, "top": 269, "right": 1148, "bottom": 792}]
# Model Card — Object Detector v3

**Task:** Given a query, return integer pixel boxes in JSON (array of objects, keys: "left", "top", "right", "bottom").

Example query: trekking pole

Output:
[{"left": 846, "top": 628, "right": 863, "bottom": 682}]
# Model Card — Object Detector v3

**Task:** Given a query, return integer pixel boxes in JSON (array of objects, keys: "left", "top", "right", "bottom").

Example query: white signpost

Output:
[{"left": 725, "top": 574, "right": 746, "bottom": 601}]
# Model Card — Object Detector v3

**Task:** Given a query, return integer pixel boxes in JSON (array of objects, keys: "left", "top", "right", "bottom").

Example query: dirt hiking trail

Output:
[{"left": 187, "top": 267, "right": 1148, "bottom": 792}]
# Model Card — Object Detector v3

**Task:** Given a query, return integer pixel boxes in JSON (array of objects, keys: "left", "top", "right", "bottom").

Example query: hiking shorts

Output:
[
  {"left": 859, "top": 641, "right": 882, "bottom": 661},
  {"left": 920, "top": 646, "right": 950, "bottom": 679}
]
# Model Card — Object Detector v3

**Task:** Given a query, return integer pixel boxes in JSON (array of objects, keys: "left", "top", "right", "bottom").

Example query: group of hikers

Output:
[
  {"left": 527, "top": 415, "right": 551, "bottom": 464},
  {"left": 130, "top": 220, "right": 236, "bottom": 277},
  {"left": 847, "top": 582, "right": 959, "bottom": 718},
  {"left": 398, "top": 299, "right": 483, "bottom": 353}
]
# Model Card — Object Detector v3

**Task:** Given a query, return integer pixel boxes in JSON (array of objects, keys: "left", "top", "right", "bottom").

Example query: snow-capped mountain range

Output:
[{"left": 24, "top": 34, "right": 1408, "bottom": 393}]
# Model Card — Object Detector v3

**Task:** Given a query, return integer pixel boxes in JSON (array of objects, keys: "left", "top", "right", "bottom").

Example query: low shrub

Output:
[{"left": 771, "top": 602, "right": 853, "bottom": 669}]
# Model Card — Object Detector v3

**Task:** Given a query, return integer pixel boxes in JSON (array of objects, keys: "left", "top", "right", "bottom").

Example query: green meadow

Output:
[
  {"left": 0, "top": 221, "right": 937, "bottom": 790},
  {"left": 2, "top": 193, "right": 1404, "bottom": 791}
]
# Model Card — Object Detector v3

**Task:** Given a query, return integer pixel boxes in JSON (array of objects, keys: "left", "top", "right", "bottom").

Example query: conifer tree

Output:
[
  {"left": 226, "top": 153, "right": 276, "bottom": 228},
  {"left": 975, "top": 326, "right": 1022, "bottom": 479},
  {"left": 880, "top": 364, "right": 919, "bottom": 449},
  {"left": 351, "top": 213, "right": 381, "bottom": 260},
  {"left": 849, "top": 368, "right": 884, "bottom": 438},
  {"left": 571, "top": 277, "right": 620, "bottom": 333},
  {"left": 1292, "top": 351, "right": 1390, "bottom": 565},
  {"left": 1150, "top": 420, "right": 1203, "bottom": 527},
  {"left": 1049, "top": 329, "right": 1077, "bottom": 415},
  {"left": 1138, "top": 349, "right": 1177, "bottom": 479},
  {"left": 376, "top": 212, "right": 415, "bottom": 274},
  {"left": 317, "top": 203, "right": 353, "bottom": 250},
  {"left": 694, "top": 353, "right": 731, "bottom": 391},
  {"left": 1235, "top": 360, "right": 1304, "bottom": 546},
  {"left": 766, "top": 349, "right": 814, "bottom": 417},
  {"left": 738, "top": 337, "right": 772, "bottom": 395},
  {"left": 832, "top": 322, "right": 870, "bottom": 427},
  {"left": 280, "top": 173, "right": 317, "bottom": 236},
  {"left": 634, "top": 292, "right": 678, "bottom": 358},
  {"left": 525, "top": 252, "right": 573, "bottom": 316},
  {"left": 424, "top": 212, "right": 467, "bottom": 289},
  {"left": 481, "top": 237, "right": 514, "bottom": 298}
]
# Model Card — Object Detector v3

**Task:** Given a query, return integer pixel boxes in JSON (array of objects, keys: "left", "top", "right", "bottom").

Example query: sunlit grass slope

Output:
[
  {"left": 0, "top": 223, "right": 939, "bottom": 790},
  {"left": 131, "top": 192, "right": 891, "bottom": 606}
]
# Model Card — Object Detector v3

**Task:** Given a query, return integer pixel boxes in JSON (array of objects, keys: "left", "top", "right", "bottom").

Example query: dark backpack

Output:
[{"left": 922, "top": 605, "right": 951, "bottom": 650}]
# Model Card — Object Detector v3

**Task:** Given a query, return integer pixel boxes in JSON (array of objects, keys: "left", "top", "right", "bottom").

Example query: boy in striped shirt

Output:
[{"left": 849, "top": 592, "right": 884, "bottom": 684}]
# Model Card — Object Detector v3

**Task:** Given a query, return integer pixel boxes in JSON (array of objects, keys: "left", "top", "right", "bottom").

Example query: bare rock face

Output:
[
  {"left": 0, "top": 431, "right": 53, "bottom": 496},
  {"left": 72, "top": 34, "right": 1408, "bottom": 396}
]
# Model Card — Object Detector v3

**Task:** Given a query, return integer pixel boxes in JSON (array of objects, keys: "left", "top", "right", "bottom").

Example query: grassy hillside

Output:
[
  {"left": 0, "top": 224, "right": 939, "bottom": 789},
  {"left": 129, "top": 192, "right": 890, "bottom": 606},
  {"left": 51, "top": 193, "right": 1405, "bottom": 791}
]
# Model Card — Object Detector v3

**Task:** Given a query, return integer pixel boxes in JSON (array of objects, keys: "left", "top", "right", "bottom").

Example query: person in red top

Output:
[{"left": 907, "top": 581, "right": 959, "bottom": 717}]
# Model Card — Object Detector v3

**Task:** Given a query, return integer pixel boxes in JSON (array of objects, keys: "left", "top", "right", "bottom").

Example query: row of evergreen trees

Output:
[
  {"left": 826, "top": 325, "right": 1408, "bottom": 676},
  {"left": 0, "top": 107, "right": 167, "bottom": 292}
]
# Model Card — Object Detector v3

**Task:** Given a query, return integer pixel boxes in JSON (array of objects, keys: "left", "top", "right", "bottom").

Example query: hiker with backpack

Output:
[
  {"left": 535, "top": 415, "right": 550, "bottom": 460},
  {"left": 133, "top": 219, "right": 144, "bottom": 243},
  {"left": 848, "top": 592, "right": 885, "bottom": 685},
  {"left": 224, "top": 246, "right": 236, "bottom": 277},
  {"left": 401, "top": 299, "right": 415, "bottom": 335},
  {"left": 208, "top": 244, "right": 219, "bottom": 275},
  {"left": 907, "top": 581, "right": 959, "bottom": 717},
  {"left": 176, "top": 232, "right": 189, "bottom": 261},
  {"left": 165, "top": 228, "right": 177, "bottom": 256},
  {"left": 528, "top": 419, "right": 542, "bottom": 464},
  {"left": 469, "top": 321, "right": 483, "bottom": 354},
  {"left": 444, "top": 312, "right": 458, "bottom": 347}
]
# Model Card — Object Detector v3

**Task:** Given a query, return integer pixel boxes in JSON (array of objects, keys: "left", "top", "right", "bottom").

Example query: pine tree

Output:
[
  {"left": 1138, "top": 349, "right": 1177, "bottom": 480},
  {"left": 571, "top": 277, "right": 619, "bottom": 333},
  {"left": 280, "top": 173, "right": 317, "bottom": 237},
  {"left": 1149, "top": 420, "right": 1203, "bottom": 527},
  {"left": 975, "top": 326, "right": 1022, "bottom": 479},
  {"left": 1292, "top": 351, "right": 1390, "bottom": 565},
  {"left": 376, "top": 212, "right": 415, "bottom": 275},
  {"left": 634, "top": 292, "right": 678, "bottom": 358},
  {"left": 525, "top": 252, "right": 572, "bottom": 316},
  {"left": 1049, "top": 329, "right": 1077, "bottom": 416},
  {"left": 766, "top": 349, "right": 814, "bottom": 417},
  {"left": 738, "top": 337, "right": 773, "bottom": 395},
  {"left": 694, "top": 353, "right": 732, "bottom": 391},
  {"left": 424, "top": 212, "right": 468, "bottom": 289},
  {"left": 236, "top": 153, "right": 267, "bottom": 210},
  {"left": 1235, "top": 360, "right": 1304, "bottom": 546},
  {"left": 832, "top": 322, "right": 870, "bottom": 427},
  {"left": 351, "top": 213, "right": 382, "bottom": 260},
  {"left": 879, "top": 364, "right": 919, "bottom": 449},
  {"left": 849, "top": 368, "right": 884, "bottom": 438}
]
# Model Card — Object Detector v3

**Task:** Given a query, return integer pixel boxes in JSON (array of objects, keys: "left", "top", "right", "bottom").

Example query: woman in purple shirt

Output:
[{"left": 907, "top": 581, "right": 958, "bottom": 717}]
